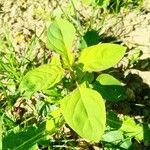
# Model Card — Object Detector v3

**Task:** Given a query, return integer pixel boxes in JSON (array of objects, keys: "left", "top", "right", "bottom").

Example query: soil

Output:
[{"left": 0, "top": 0, "right": 150, "bottom": 149}]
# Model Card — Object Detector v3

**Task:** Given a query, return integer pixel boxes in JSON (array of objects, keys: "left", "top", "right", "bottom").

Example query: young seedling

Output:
[{"left": 19, "top": 19, "right": 126, "bottom": 142}]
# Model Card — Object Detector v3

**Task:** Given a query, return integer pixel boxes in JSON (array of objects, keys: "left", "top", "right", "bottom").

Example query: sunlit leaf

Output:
[
  {"left": 61, "top": 86, "right": 106, "bottom": 142},
  {"left": 19, "top": 64, "right": 64, "bottom": 98},
  {"left": 47, "top": 19, "right": 75, "bottom": 67},
  {"left": 50, "top": 54, "right": 62, "bottom": 67},
  {"left": 120, "top": 116, "right": 143, "bottom": 141},
  {"left": 46, "top": 119, "right": 55, "bottom": 131},
  {"left": 78, "top": 43, "right": 126, "bottom": 72}
]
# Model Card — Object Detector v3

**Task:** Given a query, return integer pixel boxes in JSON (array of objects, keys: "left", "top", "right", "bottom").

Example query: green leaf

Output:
[
  {"left": 43, "top": 86, "right": 62, "bottom": 101},
  {"left": 47, "top": 19, "right": 75, "bottom": 67},
  {"left": 2, "top": 123, "right": 48, "bottom": 150},
  {"left": 75, "top": 67, "right": 94, "bottom": 84},
  {"left": 19, "top": 64, "right": 64, "bottom": 98},
  {"left": 95, "top": 74, "right": 126, "bottom": 101},
  {"left": 78, "top": 43, "right": 126, "bottom": 72},
  {"left": 106, "top": 111, "right": 122, "bottom": 129},
  {"left": 79, "top": 30, "right": 100, "bottom": 50},
  {"left": 95, "top": 0, "right": 110, "bottom": 9},
  {"left": 143, "top": 124, "right": 150, "bottom": 141},
  {"left": 60, "top": 87, "right": 106, "bottom": 142},
  {"left": 46, "top": 119, "right": 55, "bottom": 131},
  {"left": 102, "top": 130, "right": 124, "bottom": 143},
  {"left": 120, "top": 116, "right": 143, "bottom": 141},
  {"left": 50, "top": 54, "right": 62, "bottom": 67},
  {"left": 102, "top": 137, "right": 134, "bottom": 150},
  {"left": 120, "top": 138, "right": 133, "bottom": 150},
  {"left": 107, "top": 111, "right": 144, "bottom": 141},
  {"left": 102, "top": 130, "right": 135, "bottom": 150},
  {"left": 28, "top": 144, "right": 39, "bottom": 150}
]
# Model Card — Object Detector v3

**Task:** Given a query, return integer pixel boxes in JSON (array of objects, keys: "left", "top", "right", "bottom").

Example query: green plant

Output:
[
  {"left": 82, "top": 0, "right": 143, "bottom": 13},
  {"left": 19, "top": 19, "right": 127, "bottom": 143}
]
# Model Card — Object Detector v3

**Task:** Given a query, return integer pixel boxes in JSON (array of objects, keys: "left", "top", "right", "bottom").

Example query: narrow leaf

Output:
[
  {"left": 61, "top": 87, "right": 106, "bottom": 142},
  {"left": 78, "top": 43, "right": 126, "bottom": 72}
]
